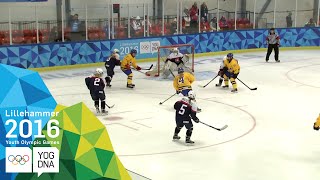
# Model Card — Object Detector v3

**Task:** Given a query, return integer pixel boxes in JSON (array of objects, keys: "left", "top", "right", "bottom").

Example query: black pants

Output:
[{"left": 266, "top": 44, "right": 279, "bottom": 61}]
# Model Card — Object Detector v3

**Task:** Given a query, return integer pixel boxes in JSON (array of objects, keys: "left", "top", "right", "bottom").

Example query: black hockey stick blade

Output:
[
  {"left": 200, "top": 74, "right": 219, "bottom": 88},
  {"left": 106, "top": 104, "right": 115, "bottom": 109},
  {"left": 237, "top": 78, "right": 257, "bottom": 91},
  {"left": 159, "top": 93, "right": 176, "bottom": 105},
  {"left": 141, "top": 64, "right": 154, "bottom": 70}
]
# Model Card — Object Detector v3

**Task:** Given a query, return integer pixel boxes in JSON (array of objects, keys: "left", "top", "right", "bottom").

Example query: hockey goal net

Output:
[{"left": 146, "top": 44, "right": 194, "bottom": 77}]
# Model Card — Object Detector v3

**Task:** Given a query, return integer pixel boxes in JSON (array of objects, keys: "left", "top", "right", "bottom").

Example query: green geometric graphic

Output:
[{"left": 16, "top": 103, "right": 131, "bottom": 180}]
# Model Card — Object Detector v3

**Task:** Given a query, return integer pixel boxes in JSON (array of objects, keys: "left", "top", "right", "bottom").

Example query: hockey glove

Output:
[
  {"left": 125, "top": 64, "right": 131, "bottom": 70},
  {"left": 193, "top": 118, "right": 199, "bottom": 123},
  {"left": 136, "top": 66, "right": 142, "bottom": 71},
  {"left": 176, "top": 90, "right": 181, "bottom": 94},
  {"left": 314, "top": 123, "right": 319, "bottom": 131}
]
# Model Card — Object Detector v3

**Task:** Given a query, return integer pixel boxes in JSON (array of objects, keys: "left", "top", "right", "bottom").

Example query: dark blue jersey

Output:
[
  {"left": 85, "top": 76, "right": 105, "bottom": 94},
  {"left": 105, "top": 57, "right": 121, "bottom": 70},
  {"left": 174, "top": 99, "right": 198, "bottom": 121}
]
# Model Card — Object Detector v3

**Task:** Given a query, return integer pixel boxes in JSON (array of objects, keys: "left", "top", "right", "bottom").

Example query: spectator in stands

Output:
[
  {"left": 200, "top": 2, "right": 208, "bottom": 22},
  {"left": 69, "top": 14, "right": 81, "bottom": 32},
  {"left": 183, "top": 7, "right": 191, "bottom": 34},
  {"left": 142, "top": 15, "right": 152, "bottom": 29},
  {"left": 209, "top": 17, "right": 218, "bottom": 31},
  {"left": 130, "top": 16, "right": 142, "bottom": 37},
  {"left": 69, "top": 14, "right": 85, "bottom": 41},
  {"left": 189, "top": 2, "right": 199, "bottom": 31},
  {"left": 169, "top": 18, "right": 178, "bottom": 35},
  {"left": 219, "top": 16, "right": 228, "bottom": 30},
  {"left": 305, "top": 18, "right": 316, "bottom": 27},
  {"left": 286, "top": 12, "right": 293, "bottom": 28},
  {"left": 200, "top": 17, "right": 210, "bottom": 32}
]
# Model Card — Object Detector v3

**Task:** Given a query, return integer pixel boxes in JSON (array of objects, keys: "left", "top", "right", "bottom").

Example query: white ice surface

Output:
[{"left": 41, "top": 49, "right": 320, "bottom": 180}]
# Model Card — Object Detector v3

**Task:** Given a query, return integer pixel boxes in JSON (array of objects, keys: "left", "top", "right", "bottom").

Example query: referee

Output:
[{"left": 266, "top": 28, "right": 280, "bottom": 62}]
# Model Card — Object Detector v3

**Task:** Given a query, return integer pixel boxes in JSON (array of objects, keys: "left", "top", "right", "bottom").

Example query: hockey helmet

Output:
[
  {"left": 178, "top": 67, "right": 184, "bottom": 74},
  {"left": 188, "top": 90, "right": 196, "bottom": 100},
  {"left": 227, "top": 53, "right": 233, "bottom": 60},
  {"left": 114, "top": 53, "right": 120, "bottom": 60},
  {"left": 95, "top": 68, "right": 104, "bottom": 75},
  {"left": 131, "top": 49, "right": 137, "bottom": 54},
  {"left": 113, "top": 48, "right": 120, "bottom": 54}
]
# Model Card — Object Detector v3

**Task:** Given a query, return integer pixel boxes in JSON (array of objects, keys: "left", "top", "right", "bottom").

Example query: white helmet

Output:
[
  {"left": 95, "top": 68, "right": 104, "bottom": 75},
  {"left": 172, "top": 47, "right": 179, "bottom": 53},
  {"left": 188, "top": 90, "right": 196, "bottom": 100},
  {"left": 113, "top": 49, "right": 119, "bottom": 54},
  {"left": 114, "top": 53, "right": 120, "bottom": 60},
  {"left": 136, "top": 16, "right": 141, "bottom": 20}
]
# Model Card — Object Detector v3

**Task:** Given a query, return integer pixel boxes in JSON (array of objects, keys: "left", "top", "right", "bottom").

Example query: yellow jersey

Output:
[
  {"left": 315, "top": 114, "right": 320, "bottom": 128},
  {"left": 121, "top": 53, "right": 137, "bottom": 70},
  {"left": 173, "top": 72, "right": 195, "bottom": 91},
  {"left": 224, "top": 58, "right": 240, "bottom": 74}
]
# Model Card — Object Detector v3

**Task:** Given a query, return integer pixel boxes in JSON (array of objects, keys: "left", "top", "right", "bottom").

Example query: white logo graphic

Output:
[
  {"left": 6, "top": 147, "right": 32, "bottom": 173},
  {"left": 33, "top": 147, "right": 59, "bottom": 177},
  {"left": 151, "top": 41, "right": 161, "bottom": 54},
  {"left": 140, "top": 41, "right": 151, "bottom": 54}
]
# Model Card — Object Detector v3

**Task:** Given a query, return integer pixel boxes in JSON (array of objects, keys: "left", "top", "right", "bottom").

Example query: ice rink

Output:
[{"left": 41, "top": 49, "right": 320, "bottom": 180}]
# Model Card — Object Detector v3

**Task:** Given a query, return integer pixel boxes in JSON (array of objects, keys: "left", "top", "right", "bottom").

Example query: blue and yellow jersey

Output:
[
  {"left": 315, "top": 114, "right": 320, "bottom": 128},
  {"left": 224, "top": 58, "right": 240, "bottom": 74},
  {"left": 173, "top": 72, "right": 195, "bottom": 91},
  {"left": 121, "top": 53, "right": 137, "bottom": 70}
]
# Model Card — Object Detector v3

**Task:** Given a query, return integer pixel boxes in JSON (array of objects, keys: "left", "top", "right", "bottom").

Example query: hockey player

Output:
[
  {"left": 313, "top": 114, "right": 320, "bottom": 131},
  {"left": 173, "top": 67, "right": 195, "bottom": 96},
  {"left": 173, "top": 91, "right": 199, "bottom": 144},
  {"left": 120, "top": 49, "right": 142, "bottom": 88},
  {"left": 105, "top": 49, "right": 121, "bottom": 87},
  {"left": 222, "top": 53, "right": 240, "bottom": 93},
  {"left": 85, "top": 68, "right": 107, "bottom": 114},
  {"left": 216, "top": 56, "right": 228, "bottom": 87},
  {"left": 173, "top": 67, "right": 201, "bottom": 112},
  {"left": 162, "top": 48, "right": 191, "bottom": 78}
]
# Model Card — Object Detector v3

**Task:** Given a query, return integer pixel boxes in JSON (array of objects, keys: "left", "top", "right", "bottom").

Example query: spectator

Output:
[
  {"left": 69, "top": 14, "right": 85, "bottom": 41},
  {"left": 209, "top": 17, "right": 218, "bottom": 31},
  {"left": 69, "top": 14, "right": 81, "bottom": 32},
  {"left": 200, "top": 17, "right": 210, "bottom": 32},
  {"left": 286, "top": 12, "right": 293, "bottom": 28},
  {"left": 200, "top": 2, "right": 208, "bottom": 22},
  {"left": 142, "top": 15, "right": 152, "bottom": 29},
  {"left": 305, "top": 18, "right": 316, "bottom": 27},
  {"left": 189, "top": 2, "right": 199, "bottom": 31},
  {"left": 169, "top": 18, "right": 178, "bottom": 35},
  {"left": 219, "top": 16, "right": 228, "bottom": 30},
  {"left": 182, "top": 7, "right": 191, "bottom": 34},
  {"left": 130, "top": 16, "right": 142, "bottom": 37}
]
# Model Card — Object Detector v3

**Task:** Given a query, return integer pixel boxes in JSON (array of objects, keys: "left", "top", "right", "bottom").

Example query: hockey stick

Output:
[
  {"left": 106, "top": 103, "right": 115, "bottom": 109},
  {"left": 199, "top": 121, "right": 228, "bottom": 131},
  {"left": 159, "top": 93, "right": 176, "bottom": 105},
  {"left": 200, "top": 74, "right": 219, "bottom": 88},
  {"left": 140, "top": 64, "right": 153, "bottom": 70},
  {"left": 236, "top": 78, "right": 257, "bottom": 91}
]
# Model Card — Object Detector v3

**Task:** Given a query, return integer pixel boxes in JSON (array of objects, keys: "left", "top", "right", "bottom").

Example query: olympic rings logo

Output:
[
  {"left": 141, "top": 44, "right": 149, "bottom": 50},
  {"left": 7, "top": 155, "right": 30, "bottom": 165}
]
